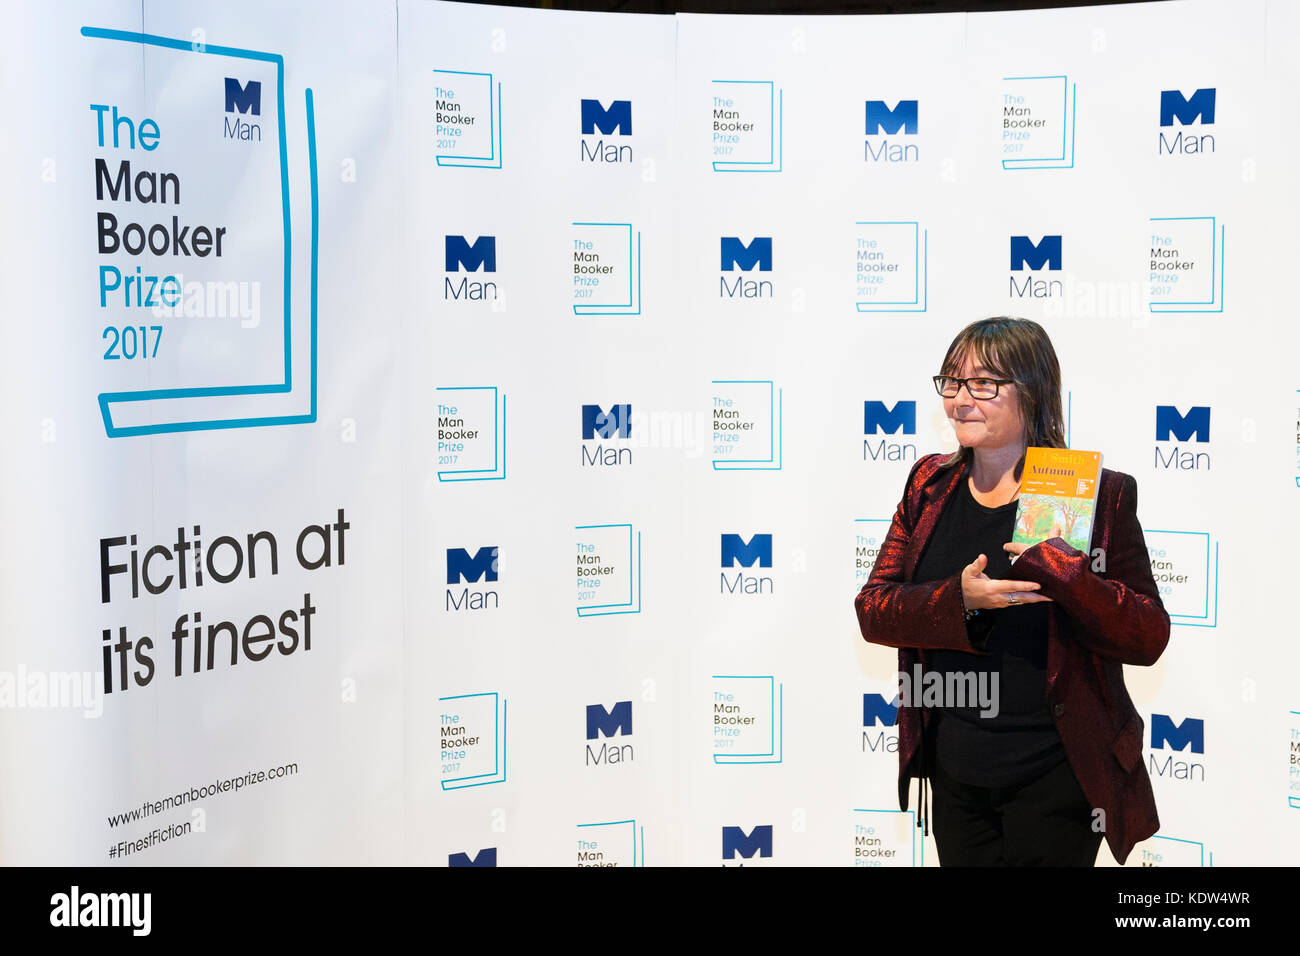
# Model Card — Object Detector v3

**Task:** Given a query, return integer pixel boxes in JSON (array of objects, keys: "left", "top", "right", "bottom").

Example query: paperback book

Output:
[{"left": 1012, "top": 447, "right": 1103, "bottom": 553}]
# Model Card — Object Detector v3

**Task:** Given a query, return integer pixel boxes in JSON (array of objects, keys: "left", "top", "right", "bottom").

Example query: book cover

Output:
[{"left": 1012, "top": 448, "right": 1103, "bottom": 553}]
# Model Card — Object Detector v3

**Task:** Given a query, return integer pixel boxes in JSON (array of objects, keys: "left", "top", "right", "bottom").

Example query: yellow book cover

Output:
[{"left": 1012, "top": 447, "right": 1103, "bottom": 552}]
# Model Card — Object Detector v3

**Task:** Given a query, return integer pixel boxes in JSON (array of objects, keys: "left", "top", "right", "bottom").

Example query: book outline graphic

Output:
[
  {"left": 854, "top": 221, "right": 928, "bottom": 313},
  {"left": 1133, "top": 834, "right": 1210, "bottom": 867},
  {"left": 711, "top": 80, "right": 783, "bottom": 173},
  {"left": 712, "top": 675, "right": 783, "bottom": 765},
  {"left": 576, "top": 819, "right": 645, "bottom": 867},
  {"left": 711, "top": 380, "right": 783, "bottom": 471},
  {"left": 83, "top": 27, "right": 319, "bottom": 438},
  {"left": 1291, "top": 711, "right": 1300, "bottom": 809},
  {"left": 433, "top": 70, "right": 502, "bottom": 168},
  {"left": 1145, "top": 530, "right": 1218, "bottom": 628},
  {"left": 572, "top": 222, "right": 641, "bottom": 316},
  {"left": 851, "top": 808, "right": 924, "bottom": 867},
  {"left": 575, "top": 524, "right": 642, "bottom": 617},
  {"left": 436, "top": 386, "right": 507, "bottom": 481},
  {"left": 1001, "top": 74, "right": 1076, "bottom": 170},
  {"left": 1148, "top": 217, "right": 1225, "bottom": 313},
  {"left": 438, "top": 692, "right": 508, "bottom": 790},
  {"left": 853, "top": 518, "right": 890, "bottom": 586}
]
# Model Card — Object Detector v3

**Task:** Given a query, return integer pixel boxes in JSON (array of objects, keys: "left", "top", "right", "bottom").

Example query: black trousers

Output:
[{"left": 927, "top": 730, "right": 1103, "bottom": 867}]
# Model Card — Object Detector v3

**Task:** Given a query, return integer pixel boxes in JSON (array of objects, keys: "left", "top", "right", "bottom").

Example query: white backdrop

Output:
[{"left": 1, "top": 0, "right": 1296, "bottom": 866}]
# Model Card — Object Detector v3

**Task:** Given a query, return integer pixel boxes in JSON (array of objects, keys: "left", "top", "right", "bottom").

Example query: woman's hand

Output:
[
  {"left": 1002, "top": 540, "right": 1058, "bottom": 564},
  {"left": 960, "top": 552, "right": 1054, "bottom": 611},
  {"left": 1003, "top": 541, "right": 1033, "bottom": 561}
]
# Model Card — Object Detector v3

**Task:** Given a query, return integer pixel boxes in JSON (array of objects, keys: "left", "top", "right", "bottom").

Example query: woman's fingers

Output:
[
  {"left": 993, "top": 579, "right": 1043, "bottom": 593},
  {"left": 1003, "top": 591, "right": 1054, "bottom": 605}
]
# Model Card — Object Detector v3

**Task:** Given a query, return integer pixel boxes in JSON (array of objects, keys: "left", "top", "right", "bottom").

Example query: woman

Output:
[{"left": 853, "top": 317, "right": 1169, "bottom": 866}]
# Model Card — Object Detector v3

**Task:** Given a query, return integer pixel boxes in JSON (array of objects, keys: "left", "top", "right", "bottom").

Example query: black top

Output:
[{"left": 914, "top": 476, "right": 1066, "bottom": 788}]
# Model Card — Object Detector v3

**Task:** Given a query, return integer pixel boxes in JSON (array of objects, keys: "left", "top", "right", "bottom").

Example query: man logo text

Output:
[
  {"left": 581, "top": 404, "right": 632, "bottom": 467},
  {"left": 720, "top": 237, "right": 773, "bottom": 299},
  {"left": 722, "top": 825, "right": 773, "bottom": 862},
  {"left": 864, "top": 99, "right": 918, "bottom": 163},
  {"left": 1159, "top": 89, "right": 1216, "bottom": 155},
  {"left": 580, "top": 99, "right": 632, "bottom": 163},
  {"left": 1154, "top": 405, "right": 1210, "bottom": 470},
  {"left": 223, "top": 78, "right": 261, "bottom": 142},
  {"left": 446, "top": 546, "right": 499, "bottom": 611},
  {"left": 586, "top": 701, "right": 634, "bottom": 765},
  {"left": 444, "top": 235, "right": 499, "bottom": 301},
  {"left": 721, "top": 533, "right": 773, "bottom": 595},
  {"left": 1148, "top": 713, "right": 1206, "bottom": 782},
  {"left": 864, "top": 400, "right": 917, "bottom": 463},
  {"left": 1009, "top": 235, "right": 1062, "bottom": 298}
]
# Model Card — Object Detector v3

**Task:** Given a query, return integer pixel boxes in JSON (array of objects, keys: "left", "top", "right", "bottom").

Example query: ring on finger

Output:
[{"left": 1007, "top": 593, "right": 1020, "bottom": 605}]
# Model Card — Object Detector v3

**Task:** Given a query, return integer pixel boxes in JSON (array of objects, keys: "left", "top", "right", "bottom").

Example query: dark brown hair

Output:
[{"left": 939, "top": 316, "right": 1066, "bottom": 470}]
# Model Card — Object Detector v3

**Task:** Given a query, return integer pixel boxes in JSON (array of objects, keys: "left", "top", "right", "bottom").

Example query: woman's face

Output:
[{"left": 943, "top": 354, "right": 1027, "bottom": 454}]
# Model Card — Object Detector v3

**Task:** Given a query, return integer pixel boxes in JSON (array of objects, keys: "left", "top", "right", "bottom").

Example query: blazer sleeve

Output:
[
  {"left": 1009, "top": 473, "right": 1170, "bottom": 666},
  {"left": 853, "top": 459, "right": 990, "bottom": 654}
]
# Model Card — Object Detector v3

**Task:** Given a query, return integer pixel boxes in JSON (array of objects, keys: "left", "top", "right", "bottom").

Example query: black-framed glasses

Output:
[{"left": 932, "top": 375, "right": 1015, "bottom": 400}]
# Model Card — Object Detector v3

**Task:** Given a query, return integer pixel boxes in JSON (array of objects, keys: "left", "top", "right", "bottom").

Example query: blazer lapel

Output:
[{"left": 902, "top": 456, "right": 967, "bottom": 583}]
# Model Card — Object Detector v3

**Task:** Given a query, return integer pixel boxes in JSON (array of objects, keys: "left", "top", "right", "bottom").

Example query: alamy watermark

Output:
[
  {"left": 897, "top": 664, "right": 999, "bottom": 718},
  {"left": 0, "top": 666, "right": 103, "bottom": 718},
  {"left": 150, "top": 275, "right": 261, "bottom": 328}
]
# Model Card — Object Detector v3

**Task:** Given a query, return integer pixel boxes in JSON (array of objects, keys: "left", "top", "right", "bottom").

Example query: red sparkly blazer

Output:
[{"left": 854, "top": 453, "right": 1170, "bottom": 865}]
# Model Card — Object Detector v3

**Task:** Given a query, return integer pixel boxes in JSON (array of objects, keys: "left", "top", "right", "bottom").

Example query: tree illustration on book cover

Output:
[{"left": 1013, "top": 493, "right": 1096, "bottom": 553}]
